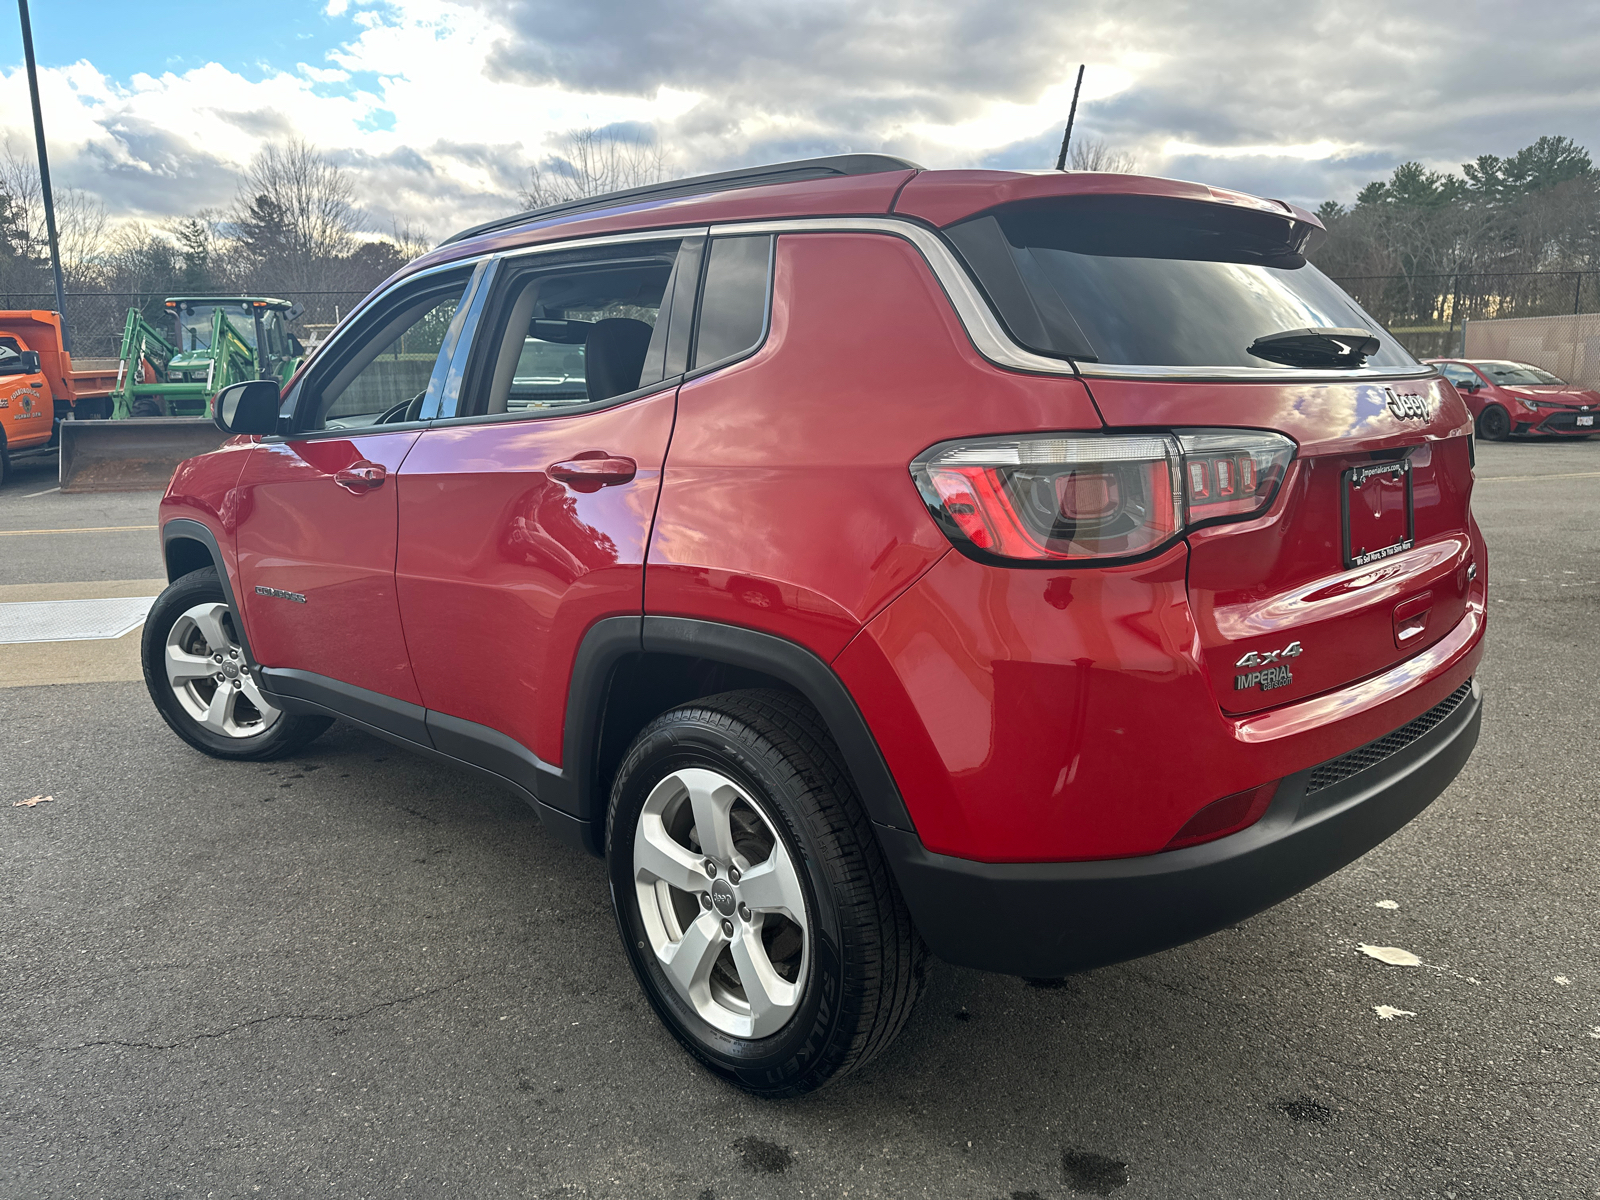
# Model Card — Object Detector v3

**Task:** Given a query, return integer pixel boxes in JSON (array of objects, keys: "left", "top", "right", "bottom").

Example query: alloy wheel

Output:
[
  {"left": 163, "top": 602, "right": 282, "bottom": 739},
  {"left": 632, "top": 767, "right": 809, "bottom": 1039}
]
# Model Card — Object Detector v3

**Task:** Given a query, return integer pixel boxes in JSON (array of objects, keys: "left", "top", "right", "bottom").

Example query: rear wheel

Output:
[
  {"left": 607, "top": 690, "right": 925, "bottom": 1097},
  {"left": 141, "top": 567, "right": 331, "bottom": 760},
  {"left": 1477, "top": 404, "right": 1511, "bottom": 441}
]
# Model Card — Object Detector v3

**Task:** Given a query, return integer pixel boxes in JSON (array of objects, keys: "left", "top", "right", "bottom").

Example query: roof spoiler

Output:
[{"left": 442, "top": 153, "right": 923, "bottom": 247}]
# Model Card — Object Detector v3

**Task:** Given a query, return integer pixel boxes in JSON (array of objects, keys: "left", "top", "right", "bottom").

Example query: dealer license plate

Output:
[
  {"left": 1343, "top": 459, "right": 1414, "bottom": 569},
  {"left": 1577, "top": 415, "right": 1594, "bottom": 427}
]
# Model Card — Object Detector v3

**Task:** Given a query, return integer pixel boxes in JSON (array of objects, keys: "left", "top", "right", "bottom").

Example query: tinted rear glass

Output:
[
  {"left": 985, "top": 199, "right": 1416, "bottom": 371},
  {"left": 692, "top": 235, "right": 772, "bottom": 369}
]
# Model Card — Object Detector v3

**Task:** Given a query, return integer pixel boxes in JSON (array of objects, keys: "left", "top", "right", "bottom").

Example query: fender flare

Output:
[
  {"left": 160, "top": 517, "right": 258, "bottom": 666},
  {"left": 553, "top": 615, "right": 917, "bottom": 844}
]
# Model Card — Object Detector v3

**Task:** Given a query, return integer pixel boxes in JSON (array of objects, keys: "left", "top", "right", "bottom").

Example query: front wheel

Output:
[
  {"left": 141, "top": 567, "right": 331, "bottom": 760},
  {"left": 607, "top": 690, "right": 925, "bottom": 1097},
  {"left": 1476, "top": 404, "right": 1512, "bottom": 441}
]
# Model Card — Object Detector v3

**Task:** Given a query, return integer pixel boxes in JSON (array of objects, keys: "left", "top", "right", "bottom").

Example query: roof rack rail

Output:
[{"left": 441, "top": 153, "right": 923, "bottom": 246}]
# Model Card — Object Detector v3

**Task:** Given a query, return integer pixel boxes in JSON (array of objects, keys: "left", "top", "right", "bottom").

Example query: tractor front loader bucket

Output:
[{"left": 58, "top": 418, "right": 230, "bottom": 493}]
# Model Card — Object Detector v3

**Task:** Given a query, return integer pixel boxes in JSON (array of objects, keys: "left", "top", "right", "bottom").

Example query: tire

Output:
[
  {"left": 1476, "top": 404, "right": 1511, "bottom": 441},
  {"left": 607, "top": 689, "right": 926, "bottom": 1097},
  {"left": 0, "top": 429, "right": 9, "bottom": 488},
  {"left": 141, "top": 567, "right": 331, "bottom": 761},
  {"left": 130, "top": 398, "right": 162, "bottom": 418}
]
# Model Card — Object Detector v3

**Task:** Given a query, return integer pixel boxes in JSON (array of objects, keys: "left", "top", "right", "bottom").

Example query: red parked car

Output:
[
  {"left": 143, "top": 157, "right": 1486, "bottom": 1095},
  {"left": 1428, "top": 357, "right": 1599, "bottom": 439}
]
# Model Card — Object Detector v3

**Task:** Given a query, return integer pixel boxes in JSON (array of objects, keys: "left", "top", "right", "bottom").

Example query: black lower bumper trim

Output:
[{"left": 879, "top": 678, "right": 1482, "bottom": 977}]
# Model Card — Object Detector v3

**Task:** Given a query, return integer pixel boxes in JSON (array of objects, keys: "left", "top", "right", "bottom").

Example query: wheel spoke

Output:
[
  {"left": 738, "top": 853, "right": 807, "bottom": 927},
  {"left": 189, "top": 604, "right": 233, "bottom": 655},
  {"left": 165, "top": 647, "right": 215, "bottom": 688},
  {"left": 730, "top": 926, "right": 801, "bottom": 1037},
  {"left": 684, "top": 769, "right": 740, "bottom": 864},
  {"left": 237, "top": 674, "right": 282, "bottom": 724},
  {"left": 661, "top": 910, "right": 726, "bottom": 999},
  {"left": 635, "top": 817, "right": 711, "bottom": 893},
  {"left": 199, "top": 684, "right": 236, "bottom": 735}
]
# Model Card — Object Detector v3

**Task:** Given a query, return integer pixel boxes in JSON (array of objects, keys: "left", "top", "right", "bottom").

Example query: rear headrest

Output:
[{"left": 584, "top": 317, "right": 655, "bottom": 402}]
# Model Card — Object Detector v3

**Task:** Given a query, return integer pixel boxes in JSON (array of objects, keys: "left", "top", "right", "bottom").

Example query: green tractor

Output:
[{"left": 110, "top": 296, "right": 306, "bottom": 419}]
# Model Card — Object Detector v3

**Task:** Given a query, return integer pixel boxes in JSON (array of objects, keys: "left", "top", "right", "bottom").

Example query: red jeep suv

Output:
[{"left": 144, "top": 156, "right": 1486, "bottom": 1096}]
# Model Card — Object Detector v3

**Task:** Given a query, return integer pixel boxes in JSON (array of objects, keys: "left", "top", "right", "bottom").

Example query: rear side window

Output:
[
  {"left": 472, "top": 240, "right": 683, "bottom": 417},
  {"left": 691, "top": 235, "right": 773, "bottom": 370},
  {"left": 950, "top": 196, "right": 1416, "bottom": 372}
]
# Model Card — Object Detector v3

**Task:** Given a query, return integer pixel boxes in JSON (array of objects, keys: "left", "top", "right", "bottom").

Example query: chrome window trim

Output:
[
  {"left": 497, "top": 225, "right": 712, "bottom": 263},
  {"left": 707, "top": 216, "right": 1438, "bottom": 385}
]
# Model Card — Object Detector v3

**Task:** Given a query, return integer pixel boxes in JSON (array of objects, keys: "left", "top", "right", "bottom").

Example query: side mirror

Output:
[
  {"left": 19, "top": 350, "right": 39, "bottom": 373},
  {"left": 213, "top": 379, "right": 281, "bottom": 435},
  {"left": 1463, "top": 379, "right": 1481, "bottom": 393}
]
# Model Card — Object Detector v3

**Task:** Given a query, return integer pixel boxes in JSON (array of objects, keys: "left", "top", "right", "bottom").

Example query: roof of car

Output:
[
  {"left": 443, "top": 154, "right": 923, "bottom": 246},
  {"left": 417, "top": 157, "right": 1325, "bottom": 277},
  {"left": 164, "top": 296, "right": 294, "bottom": 308}
]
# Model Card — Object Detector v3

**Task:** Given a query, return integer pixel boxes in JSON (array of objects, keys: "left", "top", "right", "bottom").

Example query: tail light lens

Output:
[{"left": 913, "top": 429, "right": 1295, "bottom": 564}]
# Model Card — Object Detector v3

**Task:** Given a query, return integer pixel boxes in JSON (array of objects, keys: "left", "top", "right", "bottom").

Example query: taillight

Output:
[{"left": 912, "top": 429, "right": 1295, "bottom": 564}]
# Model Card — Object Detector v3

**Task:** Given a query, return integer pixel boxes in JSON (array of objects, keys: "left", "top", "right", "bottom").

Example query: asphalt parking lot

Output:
[{"left": 1, "top": 440, "right": 1597, "bottom": 1199}]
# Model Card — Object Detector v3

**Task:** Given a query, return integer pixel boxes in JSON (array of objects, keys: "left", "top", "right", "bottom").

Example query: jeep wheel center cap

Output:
[{"left": 710, "top": 878, "right": 736, "bottom": 916}]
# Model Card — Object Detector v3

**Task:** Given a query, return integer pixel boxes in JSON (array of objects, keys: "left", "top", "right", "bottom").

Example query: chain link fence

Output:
[
  {"left": 0, "top": 290, "right": 372, "bottom": 362},
  {"left": 1462, "top": 314, "right": 1600, "bottom": 388},
  {"left": 1329, "top": 270, "right": 1600, "bottom": 360}
]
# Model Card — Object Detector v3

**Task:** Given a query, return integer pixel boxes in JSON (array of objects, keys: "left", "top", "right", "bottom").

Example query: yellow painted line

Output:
[
  {"left": 0, "top": 524, "right": 157, "bottom": 537},
  {"left": 1477, "top": 471, "right": 1600, "bottom": 484}
]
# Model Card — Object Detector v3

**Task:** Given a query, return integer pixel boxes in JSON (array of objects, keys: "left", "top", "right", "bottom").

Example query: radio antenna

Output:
[{"left": 1054, "top": 64, "right": 1085, "bottom": 171}]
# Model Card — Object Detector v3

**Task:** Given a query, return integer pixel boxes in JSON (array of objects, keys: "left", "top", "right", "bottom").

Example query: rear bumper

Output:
[{"left": 879, "top": 677, "right": 1481, "bottom": 977}]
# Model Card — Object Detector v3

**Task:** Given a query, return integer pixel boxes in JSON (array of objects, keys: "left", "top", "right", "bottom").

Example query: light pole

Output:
[{"left": 17, "top": 0, "right": 69, "bottom": 350}]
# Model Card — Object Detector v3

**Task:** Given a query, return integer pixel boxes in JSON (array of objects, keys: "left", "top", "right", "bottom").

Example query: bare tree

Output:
[
  {"left": 227, "top": 138, "right": 363, "bottom": 292},
  {"left": 1069, "top": 137, "right": 1137, "bottom": 173},
  {"left": 0, "top": 145, "right": 111, "bottom": 290},
  {"left": 519, "top": 127, "right": 672, "bottom": 209}
]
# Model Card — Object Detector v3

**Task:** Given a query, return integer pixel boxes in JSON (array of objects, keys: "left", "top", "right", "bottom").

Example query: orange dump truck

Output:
[{"left": 0, "top": 310, "right": 117, "bottom": 485}]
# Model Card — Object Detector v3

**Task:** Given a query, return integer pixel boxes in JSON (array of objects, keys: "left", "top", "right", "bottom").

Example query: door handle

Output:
[
  {"left": 334, "top": 461, "right": 386, "bottom": 492},
  {"left": 548, "top": 454, "right": 638, "bottom": 492}
]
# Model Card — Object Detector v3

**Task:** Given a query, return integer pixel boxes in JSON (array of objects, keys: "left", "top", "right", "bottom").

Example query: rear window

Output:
[{"left": 950, "top": 196, "right": 1416, "bottom": 372}]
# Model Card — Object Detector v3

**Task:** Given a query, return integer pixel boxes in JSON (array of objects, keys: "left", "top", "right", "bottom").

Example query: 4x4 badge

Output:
[{"left": 1234, "top": 640, "right": 1302, "bottom": 691}]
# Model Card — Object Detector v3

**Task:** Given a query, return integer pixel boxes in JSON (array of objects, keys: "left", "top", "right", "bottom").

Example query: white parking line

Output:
[{"left": 22, "top": 486, "right": 59, "bottom": 498}]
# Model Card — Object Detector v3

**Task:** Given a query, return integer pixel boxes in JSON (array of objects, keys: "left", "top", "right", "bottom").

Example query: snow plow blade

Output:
[{"left": 58, "top": 418, "right": 231, "bottom": 493}]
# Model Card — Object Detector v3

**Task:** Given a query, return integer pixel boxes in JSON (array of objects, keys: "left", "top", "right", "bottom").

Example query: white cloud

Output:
[{"left": 0, "top": 0, "right": 1596, "bottom": 245}]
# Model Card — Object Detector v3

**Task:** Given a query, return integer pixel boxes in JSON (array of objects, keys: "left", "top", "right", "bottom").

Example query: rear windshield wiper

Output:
[{"left": 1247, "top": 327, "right": 1380, "bottom": 369}]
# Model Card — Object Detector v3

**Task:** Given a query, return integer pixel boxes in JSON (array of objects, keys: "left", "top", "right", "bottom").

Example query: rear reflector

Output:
[{"left": 1163, "top": 782, "right": 1279, "bottom": 851}]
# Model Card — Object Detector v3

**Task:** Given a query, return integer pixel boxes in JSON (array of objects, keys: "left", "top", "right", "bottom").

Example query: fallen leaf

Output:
[
  {"left": 1554, "top": 976, "right": 1571, "bottom": 986},
  {"left": 11, "top": 795, "right": 53, "bottom": 808},
  {"left": 1374, "top": 1005, "right": 1417, "bottom": 1021},
  {"left": 1374, "top": 900, "right": 1400, "bottom": 910},
  {"left": 1359, "top": 943, "right": 1421, "bottom": 967}
]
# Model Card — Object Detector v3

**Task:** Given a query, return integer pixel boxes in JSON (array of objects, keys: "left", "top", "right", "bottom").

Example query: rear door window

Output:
[
  {"left": 951, "top": 197, "right": 1416, "bottom": 371},
  {"left": 691, "top": 235, "right": 773, "bottom": 370},
  {"left": 467, "top": 240, "right": 684, "bottom": 417}
]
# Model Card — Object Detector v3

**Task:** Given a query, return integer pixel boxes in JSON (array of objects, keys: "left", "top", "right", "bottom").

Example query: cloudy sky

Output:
[{"left": 5, "top": 0, "right": 1597, "bottom": 242}]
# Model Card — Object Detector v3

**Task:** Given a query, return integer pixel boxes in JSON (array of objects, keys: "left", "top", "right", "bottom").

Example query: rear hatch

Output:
[{"left": 936, "top": 188, "right": 1478, "bottom": 714}]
